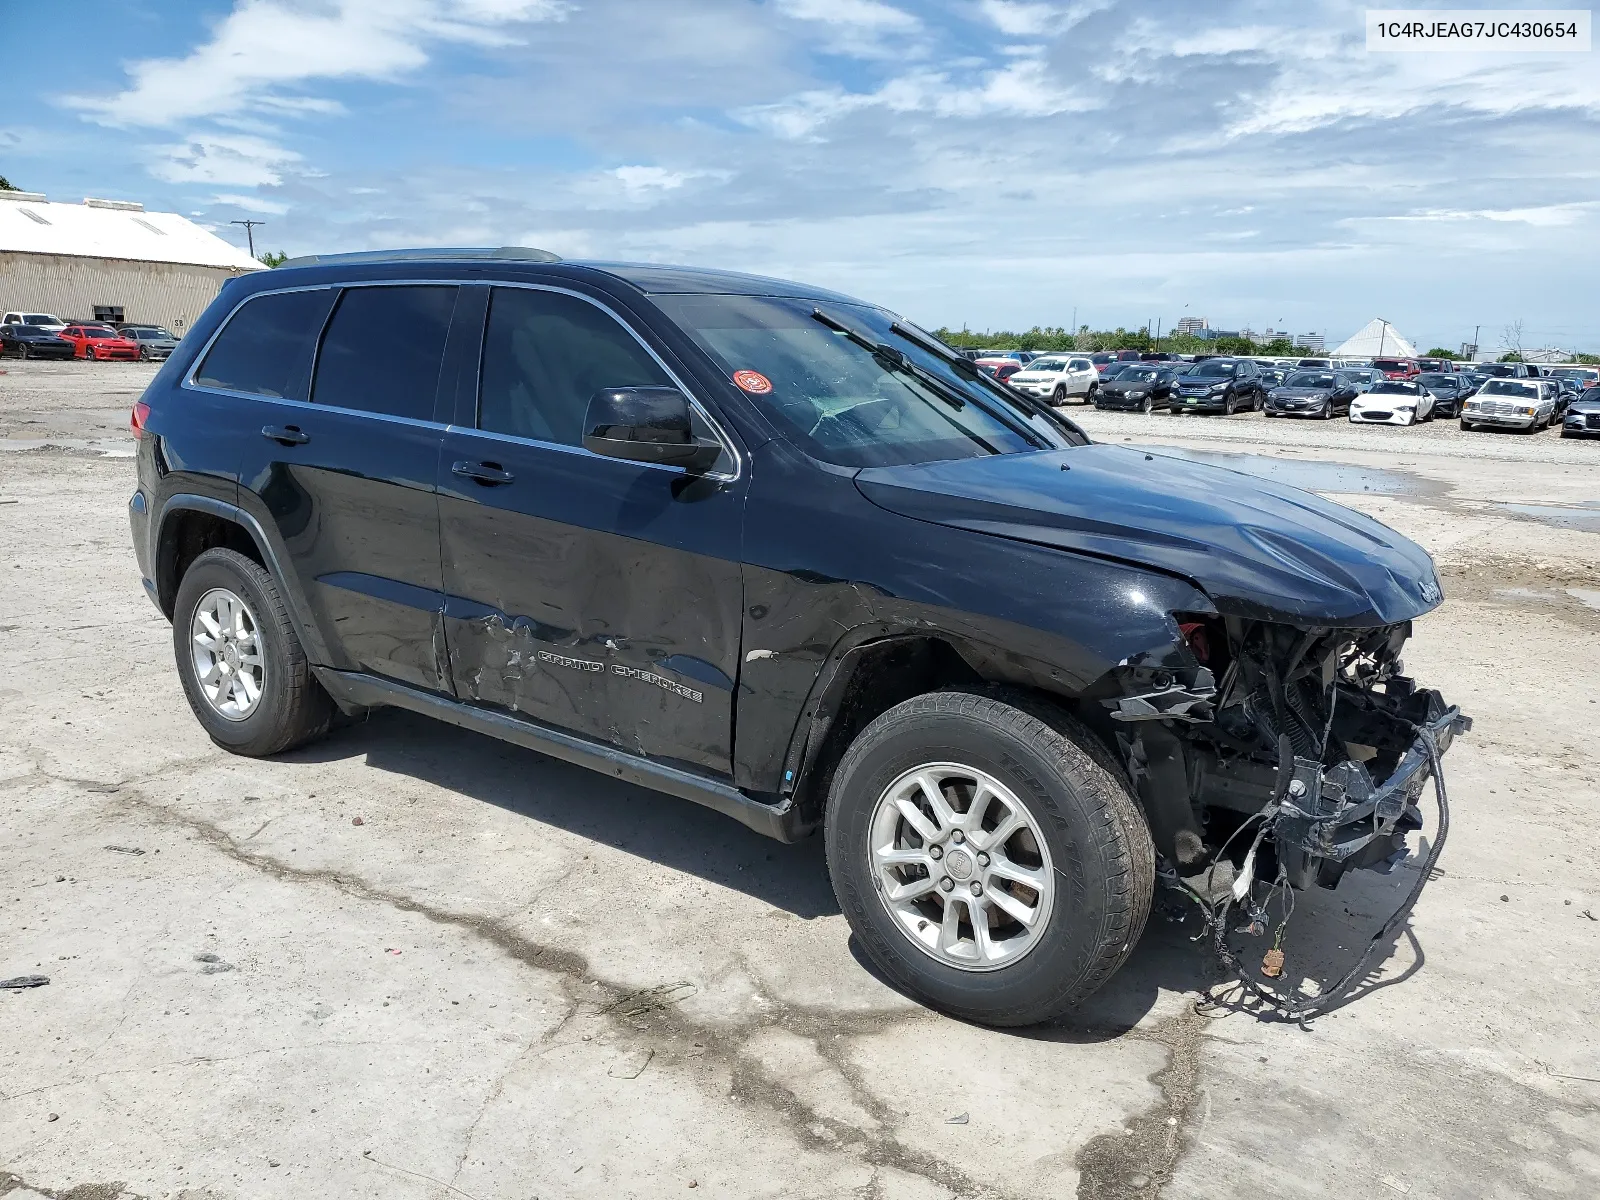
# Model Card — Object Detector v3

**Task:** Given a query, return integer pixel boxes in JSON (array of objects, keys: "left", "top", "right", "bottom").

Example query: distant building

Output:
[
  {"left": 1523, "top": 346, "right": 1574, "bottom": 364},
  {"left": 1330, "top": 319, "right": 1414, "bottom": 359},
  {"left": 1459, "top": 342, "right": 1479, "bottom": 360},
  {"left": 1238, "top": 327, "right": 1256, "bottom": 342},
  {"left": 1175, "top": 316, "right": 1207, "bottom": 336},
  {"left": 1294, "top": 332, "right": 1326, "bottom": 353},
  {"left": 0, "top": 191, "right": 261, "bottom": 333},
  {"left": 1195, "top": 327, "right": 1241, "bottom": 342}
]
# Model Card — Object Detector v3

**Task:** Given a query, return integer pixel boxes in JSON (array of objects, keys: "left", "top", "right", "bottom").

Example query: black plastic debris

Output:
[{"left": 1, "top": 975, "right": 50, "bottom": 990}]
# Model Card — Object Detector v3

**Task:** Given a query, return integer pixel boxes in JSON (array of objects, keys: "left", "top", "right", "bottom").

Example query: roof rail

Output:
[{"left": 279, "top": 246, "right": 562, "bottom": 268}]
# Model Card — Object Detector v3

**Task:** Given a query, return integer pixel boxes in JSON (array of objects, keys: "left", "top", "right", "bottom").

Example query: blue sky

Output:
[{"left": 4, "top": 0, "right": 1596, "bottom": 353}]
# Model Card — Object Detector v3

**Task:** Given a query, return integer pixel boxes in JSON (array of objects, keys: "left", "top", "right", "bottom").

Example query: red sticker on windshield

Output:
[{"left": 733, "top": 370, "right": 773, "bottom": 394}]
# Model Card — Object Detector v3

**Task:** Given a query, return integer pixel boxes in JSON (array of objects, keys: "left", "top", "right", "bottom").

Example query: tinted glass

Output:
[
  {"left": 1027, "top": 358, "right": 1068, "bottom": 372},
  {"left": 196, "top": 288, "right": 338, "bottom": 400},
  {"left": 1192, "top": 361, "right": 1235, "bottom": 377},
  {"left": 478, "top": 287, "right": 671, "bottom": 446},
  {"left": 1371, "top": 381, "right": 1419, "bottom": 394},
  {"left": 1286, "top": 371, "right": 1337, "bottom": 387},
  {"left": 1372, "top": 359, "right": 1409, "bottom": 370},
  {"left": 1417, "top": 373, "right": 1455, "bottom": 387},
  {"left": 1481, "top": 380, "right": 1537, "bottom": 397},
  {"left": 312, "top": 286, "right": 457, "bottom": 421},
  {"left": 655, "top": 293, "right": 1074, "bottom": 468}
]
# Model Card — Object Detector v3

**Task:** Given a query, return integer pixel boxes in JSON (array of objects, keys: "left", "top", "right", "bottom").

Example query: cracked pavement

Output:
[{"left": 2, "top": 361, "right": 1599, "bottom": 1199}]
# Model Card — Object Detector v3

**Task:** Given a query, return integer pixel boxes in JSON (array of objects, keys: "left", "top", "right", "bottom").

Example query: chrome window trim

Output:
[{"left": 181, "top": 277, "right": 744, "bottom": 483}]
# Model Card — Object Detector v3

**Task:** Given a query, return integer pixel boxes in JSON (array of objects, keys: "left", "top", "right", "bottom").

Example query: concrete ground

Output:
[{"left": 1, "top": 359, "right": 1597, "bottom": 1200}]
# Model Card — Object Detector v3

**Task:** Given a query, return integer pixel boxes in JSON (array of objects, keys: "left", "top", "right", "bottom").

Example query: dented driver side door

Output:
[{"left": 435, "top": 282, "right": 746, "bottom": 776}]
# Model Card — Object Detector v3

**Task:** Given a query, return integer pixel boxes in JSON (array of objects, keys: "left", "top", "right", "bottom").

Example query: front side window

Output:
[
  {"left": 196, "top": 288, "right": 338, "bottom": 400},
  {"left": 654, "top": 293, "right": 1076, "bottom": 468},
  {"left": 478, "top": 287, "right": 674, "bottom": 447},
  {"left": 312, "top": 286, "right": 458, "bottom": 421}
]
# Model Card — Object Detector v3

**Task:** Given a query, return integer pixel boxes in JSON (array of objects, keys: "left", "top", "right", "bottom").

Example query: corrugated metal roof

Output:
[{"left": 0, "top": 195, "right": 263, "bottom": 271}]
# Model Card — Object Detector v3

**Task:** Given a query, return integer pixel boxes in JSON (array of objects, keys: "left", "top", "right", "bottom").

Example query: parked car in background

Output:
[
  {"left": 1471, "top": 362, "right": 1531, "bottom": 379},
  {"left": 1415, "top": 372, "right": 1473, "bottom": 418},
  {"left": 1339, "top": 367, "right": 1382, "bottom": 392},
  {"left": 1296, "top": 357, "right": 1334, "bottom": 369},
  {"left": 1095, "top": 364, "right": 1181, "bottom": 412},
  {"left": 1004, "top": 354, "right": 1099, "bottom": 404},
  {"left": 58, "top": 324, "right": 140, "bottom": 361},
  {"left": 1460, "top": 378, "right": 1555, "bottom": 432},
  {"left": 976, "top": 359, "right": 1024, "bottom": 383},
  {"left": 1372, "top": 357, "right": 1420, "bottom": 380},
  {"left": 1089, "top": 350, "right": 1142, "bottom": 376},
  {"left": 1257, "top": 366, "right": 1288, "bottom": 389},
  {"left": 119, "top": 326, "right": 181, "bottom": 361},
  {"left": 1264, "top": 369, "right": 1359, "bottom": 420},
  {"left": 0, "top": 322, "right": 77, "bottom": 360},
  {"left": 1172, "top": 356, "right": 1265, "bottom": 414},
  {"left": 1548, "top": 366, "right": 1600, "bottom": 392},
  {"left": 1350, "top": 379, "right": 1434, "bottom": 426},
  {"left": 1, "top": 311, "right": 67, "bottom": 332},
  {"left": 1562, "top": 387, "right": 1600, "bottom": 438},
  {"left": 1414, "top": 358, "right": 1455, "bottom": 373}
]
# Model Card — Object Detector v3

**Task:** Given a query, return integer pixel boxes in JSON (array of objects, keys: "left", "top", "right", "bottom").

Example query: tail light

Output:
[{"left": 130, "top": 400, "right": 150, "bottom": 439}]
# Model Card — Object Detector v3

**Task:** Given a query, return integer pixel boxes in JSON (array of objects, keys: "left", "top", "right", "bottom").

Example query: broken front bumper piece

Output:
[{"left": 1274, "top": 697, "right": 1471, "bottom": 889}]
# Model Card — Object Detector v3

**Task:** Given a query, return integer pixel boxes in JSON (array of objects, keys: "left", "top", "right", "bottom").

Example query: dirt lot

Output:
[{"left": 2, "top": 360, "right": 1598, "bottom": 1200}]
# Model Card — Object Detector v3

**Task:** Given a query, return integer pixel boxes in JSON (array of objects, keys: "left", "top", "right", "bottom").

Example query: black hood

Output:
[{"left": 855, "top": 445, "right": 1442, "bottom": 628}]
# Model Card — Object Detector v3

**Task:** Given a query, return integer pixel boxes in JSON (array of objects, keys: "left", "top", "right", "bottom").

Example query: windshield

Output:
[
  {"left": 1475, "top": 363, "right": 1514, "bottom": 376},
  {"left": 1481, "top": 380, "right": 1537, "bottom": 397},
  {"left": 24, "top": 315, "right": 56, "bottom": 325},
  {"left": 1117, "top": 367, "right": 1162, "bottom": 383},
  {"left": 1024, "top": 358, "right": 1068, "bottom": 372},
  {"left": 654, "top": 294, "right": 1077, "bottom": 467},
  {"left": 1191, "top": 361, "right": 1236, "bottom": 378},
  {"left": 1372, "top": 359, "right": 1409, "bottom": 371},
  {"left": 1285, "top": 371, "right": 1337, "bottom": 388},
  {"left": 1417, "top": 373, "right": 1455, "bottom": 387},
  {"left": 132, "top": 328, "right": 175, "bottom": 340},
  {"left": 1371, "top": 381, "right": 1419, "bottom": 395}
]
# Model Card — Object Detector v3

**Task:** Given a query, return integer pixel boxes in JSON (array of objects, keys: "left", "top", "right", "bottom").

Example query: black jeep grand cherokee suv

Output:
[{"left": 129, "top": 249, "right": 1466, "bottom": 1026}]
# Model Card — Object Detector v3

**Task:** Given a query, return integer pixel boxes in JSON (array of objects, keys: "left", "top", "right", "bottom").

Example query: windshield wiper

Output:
[
  {"left": 884, "top": 319, "right": 1085, "bottom": 443},
  {"left": 811, "top": 308, "right": 966, "bottom": 411}
]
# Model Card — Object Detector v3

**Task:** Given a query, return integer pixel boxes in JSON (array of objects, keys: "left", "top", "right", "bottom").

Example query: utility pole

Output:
[
  {"left": 231, "top": 219, "right": 264, "bottom": 258},
  {"left": 1472, "top": 324, "right": 1480, "bottom": 360}
]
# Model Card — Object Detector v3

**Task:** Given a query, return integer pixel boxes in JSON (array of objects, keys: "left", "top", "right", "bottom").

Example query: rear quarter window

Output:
[
  {"left": 195, "top": 288, "right": 338, "bottom": 400},
  {"left": 311, "top": 285, "right": 458, "bottom": 421}
]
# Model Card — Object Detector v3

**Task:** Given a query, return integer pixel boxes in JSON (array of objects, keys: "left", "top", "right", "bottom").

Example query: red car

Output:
[
  {"left": 60, "top": 324, "right": 140, "bottom": 361},
  {"left": 1372, "top": 357, "right": 1420, "bottom": 380},
  {"left": 1090, "top": 349, "right": 1143, "bottom": 376},
  {"left": 974, "top": 357, "right": 1023, "bottom": 382}
]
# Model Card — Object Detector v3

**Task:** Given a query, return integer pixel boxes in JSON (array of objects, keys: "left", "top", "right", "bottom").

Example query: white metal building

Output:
[
  {"left": 1332, "top": 318, "right": 1418, "bottom": 360},
  {"left": 0, "top": 192, "right": 261, "bottom": 333}
]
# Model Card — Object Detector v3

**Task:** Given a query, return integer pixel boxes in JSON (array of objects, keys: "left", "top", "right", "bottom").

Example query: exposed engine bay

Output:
[{"left": 1102, "top": 615, "right": 1470, "bottom": 894}]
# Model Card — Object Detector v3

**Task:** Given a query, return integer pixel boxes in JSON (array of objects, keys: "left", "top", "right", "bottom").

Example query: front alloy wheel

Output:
[{"left": 869, "top": 764, "right": 1053, "bottom": 971}]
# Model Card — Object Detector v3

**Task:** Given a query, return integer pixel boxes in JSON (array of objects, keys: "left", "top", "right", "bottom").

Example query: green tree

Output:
[
  {"left": 257, "top": 250, "right": 289, "bottom": 268},
  {"left": 1498, "top": 351, "right": 1524, "bottom": 362},
  {"left": 1424, "top": 347, "right": 1458, "bottom": 360},
  {"left": 0, "top": 174, "right": 18, "bottom": 192}
]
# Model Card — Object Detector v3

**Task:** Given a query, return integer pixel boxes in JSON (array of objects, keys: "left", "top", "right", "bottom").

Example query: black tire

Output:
[
  {"left": 172, "top": 547, "right": 334, "bottom": 757},
  {"left": 825, "top": 691, "right": 1154, "bottom": 1027},
  {"left": 1141, "top": 395, "right": 1152, "bottom": 413},
  {"left": 1460, "top": 419, "right": 1473, "bottom": 431},
  {"left": 1085, "top": 384, "right": 1097, "bottom": 404},
  {"left": 1051, "top": 385, "right": 1067, "bottom": 405}
]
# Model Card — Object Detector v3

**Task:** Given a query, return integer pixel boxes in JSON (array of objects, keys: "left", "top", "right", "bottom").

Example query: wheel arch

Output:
[
  {"left": 153, "top": 495, "right": 329, "bottom": 665},
  {"left": 781, "top": 628, "right": 1112, "bottom": 831}
]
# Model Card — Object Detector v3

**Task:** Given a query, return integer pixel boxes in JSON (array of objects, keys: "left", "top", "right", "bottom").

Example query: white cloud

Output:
[
  {"left": 776, "top": 0, "right": 919, "bottom": 32},
  {"left": 1355, "top": 202, "right": 1598, "bottom": 228},
  {"left": 978, "top": 1, "right": 1071, "bottom": 37},
  {"left": 148, "top": 133, "right": 304, "bottom": 187},
  {"left": 69, "top": 0, "right": 569, "bottom": 128},
  {"left": 210, "top": 192, "right": 292, "bottom": 215}
]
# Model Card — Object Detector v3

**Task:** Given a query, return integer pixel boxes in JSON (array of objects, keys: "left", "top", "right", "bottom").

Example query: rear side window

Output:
[
  {"left": 195, "top": 288, "right": 337, "bottom": 400},
  {"left": 312, "top": 286, "right": 458, "bottom": 421},
  {"left": 478, "top": 287, "right": 671, "bottom": 446}
]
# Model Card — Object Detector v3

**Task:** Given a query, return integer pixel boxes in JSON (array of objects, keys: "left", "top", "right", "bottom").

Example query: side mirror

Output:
[{"left": 583, "top": 386, "right": 723, "bottom": 474}]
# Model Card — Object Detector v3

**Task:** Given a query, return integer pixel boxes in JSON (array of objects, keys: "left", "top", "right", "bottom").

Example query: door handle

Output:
[
  {"left": 452, "top": 460, "right": 515, "bottom": 486},
  {"left": 262, "top": 425, "right": 310, "bottom": 446}
]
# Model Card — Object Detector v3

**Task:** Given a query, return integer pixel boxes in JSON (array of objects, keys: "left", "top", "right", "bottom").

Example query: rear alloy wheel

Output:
[
  {"left": 173, "top": 547, "right": 334, "bottom": 756},
  {"left": 826, "top": 691, "right": 1154, "bottom": 1026}
]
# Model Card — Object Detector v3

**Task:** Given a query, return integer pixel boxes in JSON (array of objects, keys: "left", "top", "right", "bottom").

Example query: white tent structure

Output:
[{"left": 1332, "top": 318, "right": 1419, "bottom": 360}]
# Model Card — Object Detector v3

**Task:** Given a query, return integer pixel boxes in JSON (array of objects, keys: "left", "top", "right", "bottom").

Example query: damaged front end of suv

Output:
[{"left": 1104, "top": 614, "right": 1470, "bottom": 896}]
